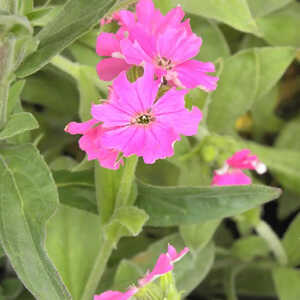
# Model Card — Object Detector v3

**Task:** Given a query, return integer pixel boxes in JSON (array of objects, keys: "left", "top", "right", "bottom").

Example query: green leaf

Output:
[
  {"left": 17, "top": 0, "right": 116, "bottom": 77},
  {"left": 68, "top": 42, "right": 99, "bottom": 67},
  {"left": 1, "top": 278, "right": 23, "bottom": 299},
  {"left": 54, "top": 170, "right": 97, "bottom": 214},
  {"left": 176, "top": 242, "right": 215, "bottom": 296},
  {"left": 28, "top": 6, "right": 62, "bottom": 27},
  {"left": 0, "top": 0, "right": 18, "bottom": 13},
  {"left": 255, "top": 47, "right": 295, "bottom": 99},
  {"left": 153, "top": 0, "right": 172, "bottom": 14},
  {"left": 113, "top": 260, "right": 142, "bottom": 290},
  {"left": 19, "top": 0, "right": 33, "bottom": 15},
  {"left": 0, "top": 112, "right": 38, "bottom": 140},
  {"left": 173, "top": 0, "right": 260, "bottom": 35},
  {"left": 0, "top": 13, "right": 33, "bottom": 35},
  {"left": 207, "top": 47, "right": 295, "bottom": 134},
  {"left": 6, "top": 80, "right": 25, "bottom": 117},
  {"left": 235, "top": 267, "right": 276, "bottom": 297},
  {"left": 21, "top": 66, "right": 78, "bottom": 116},
  {"left": 189, "top": 14, "right": 230, "bottom": 62},
  {"left": 180, "top": 220, "right": 220, "bottom": 251},
  {"left": 278, "top": 191, "right": 300, "bottom": 220},
  {"left": 276, "top": 117, "right": 300, "bottom": 151},
  {"left": 257, "top": 3, "right": 300, "bottom": 47},
  {"left": 252, "top": 87, "right": 284, "bottom": 140},
  {"left": 105, "top": 206, "right": 149, "bottom": 245},
  {"left": 0, "top": 144, "right": 70, "bottom": 300},
  {"left": 273, "top": 267, "right": 300, "bottom": 300},
  {"left": 231, "top": 236, "right": 269, "bottom": 262},
  {"left": 136, "top": 181, "right": 281, "bottom": 227},
  {"left": 244, "top": 142, "right": 300, "bottom": 195},
  {"left": 207, "top": 49, "right": 257, "bottom": 134},
  {"left": 50, "top": 156, "right": 77, "bottom": 171},
  {"left": 247, "top": 0, "right": 293, "bottom": 18},
  {"left": 282, "top": 213, "right": 300, "bottom": 267},
  {"left": 46, "top": 204, "right": 103, "bottom": 300}
]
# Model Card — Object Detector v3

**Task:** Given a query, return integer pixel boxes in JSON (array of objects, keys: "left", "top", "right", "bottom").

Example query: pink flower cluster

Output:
[
  {"left": 97, "top": 0, "right": 218, "bottom": 90},
  {"left": 94, "top": 244, "right": 189, "bottom": 300},
  {"left": 212, "top": 149, "right": 267, "bottom": 186},
  {"left": 65, "top": 0, "right": 219, "bottom": 169}
]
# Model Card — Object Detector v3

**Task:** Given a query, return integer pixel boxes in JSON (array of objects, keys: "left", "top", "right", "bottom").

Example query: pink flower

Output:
[
  {"left": 138, "top": 254, "right": 173, "bottom": 286},
  {"left": 94, "top": 244, "right": 189, "bottom": 299},
  {"left": 96, "top": 29, "right": 131, "bottom": 81},
  {"left": 120, "top": 24, "right": 218, "bottom": 90},
  {"left": 64, "top": 119, "right": 122, "bottom": 170},
  {"left": 96, "top": 0, "right": 218, "bottom": 91},
  {"left": 167, "top": 244, "right": 189, "bottom": 263},
  {"left": 94, "top": 288, "right": 138, "bottom": 300},
  {"left": 91, "top": 64, "right": 202, "bottom": 164},
  {"left": 212, "top": 149, "right": 267, "bottom": 186}
]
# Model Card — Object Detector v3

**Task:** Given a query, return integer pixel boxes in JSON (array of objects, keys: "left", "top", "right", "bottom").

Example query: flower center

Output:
[
  {"left": 136, "top": 114, "right": 153, "bottom": 125},
  {"left": 156, "top": 57, "right": 174, "bottom": 70}
]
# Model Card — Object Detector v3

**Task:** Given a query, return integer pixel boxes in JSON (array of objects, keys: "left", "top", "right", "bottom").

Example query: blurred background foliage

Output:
[{"left": 1, "top": 0, "right": 300, "bottom": 299}]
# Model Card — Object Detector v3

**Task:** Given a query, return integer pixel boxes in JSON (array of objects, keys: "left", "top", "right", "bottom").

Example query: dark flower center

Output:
[
  {"left": 157, "top": 57, "right": 173, "bottom": 70},
  {"left": 136, "top": 114, "right": 152, "bottom": 124}
]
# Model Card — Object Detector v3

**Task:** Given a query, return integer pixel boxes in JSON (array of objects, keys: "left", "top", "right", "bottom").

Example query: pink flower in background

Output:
[
  {"left": 96, "top": 0, "right": 218, "bottom": 91},
  {"left": 96, "top": 30, "right": 131, "bottom": 81},
  {"left": 94, "top": 288, "right": 138, "bottom": 300},
  {"left": 91, "top": 64, "right": 202, "bottom": 164},
  {"left": 94, "top": 244, "right": 189, "bottom": 299},
  {"left": 64, "top": 119, "right": 122, "bottom": 170},
  {"left": 167, "top": 244, "right": 189, "bottom": 263},
  {"left": 212, "top": 149, "right": 267, "bottom": 186},
  {"left": 138, "top": 253, "right": 173, "bottom": 286}
]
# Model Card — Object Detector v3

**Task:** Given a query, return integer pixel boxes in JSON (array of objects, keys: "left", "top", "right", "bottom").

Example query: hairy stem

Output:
[
  {"left": 81, "top": 237, "right": 115, "bottom": 300},
  {"left": 255, "top": 220, "right": 287, "bottom": 266},
  {"left": 0, "top": 37, "right": 15, "bottom": 130},
  {"left": 115, "top": 155, "right": 139, "bottom": 208}
]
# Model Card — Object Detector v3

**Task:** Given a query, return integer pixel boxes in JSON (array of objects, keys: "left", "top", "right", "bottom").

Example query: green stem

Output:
[
  {"left": 115, "top": 155, "right": 138, "bottom": 208},
  {"left": 255, "top": 220, "right": 287, "bottom": 266},
  {"left": 0, "top": 37, "right": 15, "bottom": 130},
  {"left": 224, "top": 270, "right": 238, "bottom": 300},
  {"left": 50, "top": 55, "right": 79, "bottom": 79},
  {"left": 224, "top": 265, "right": 245, "bottom": 300},
  {"left": 81, "top": 237, "right": 115, "bottom": 300},
  {"left": 0, "top": 81, "right": 9, "bottom": 130},
  {"left": 82, "top": 156, "right": 138, "bottom": 299}
]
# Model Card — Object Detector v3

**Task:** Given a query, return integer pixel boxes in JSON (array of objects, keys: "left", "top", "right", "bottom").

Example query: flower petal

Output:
[
  {"left": 212, "top": 170, "right": 252, "bottom": 186},
  {"left": 141, "top": 121, "right": 178, "bottom": 164},
  {"left": 153, "top": 88, "right": 202, "bottom": 136},
  {"left": 96, "top": 33, "right": 120, "bottom": 57},
  {"left": 97, "top": 58, "right": 131, "bottom": 81},
  {"left": 175, "top": 59, "right": 218, "bottom": 91},
  {"left": 64, "top": 119, "right": 98, "bottom": 135},
  {"left": 135, "top": 63, "right": 159, "bottom": 109},
  {"left": 94, "top": 288, "right": 137, "bottom": 300},
  {"left": 91, "top": 102, "right": 131, "bottom": 127},
  {"left": 138, "top": 253, "right": 173, "bottom": 287},
  {"left": 167, "top": 244, "right": 190, "bottom": 263},
  {"left": 120, "top": 36, "right": 154, "bottom": 65}
]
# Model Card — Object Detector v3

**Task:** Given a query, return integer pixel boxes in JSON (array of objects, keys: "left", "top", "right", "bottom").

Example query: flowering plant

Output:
[{"left": 0, "top": 0, "right": 299, "bottom": 299}]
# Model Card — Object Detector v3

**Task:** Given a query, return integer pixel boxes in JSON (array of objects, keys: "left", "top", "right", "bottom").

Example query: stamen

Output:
[
  {"left": 156, "top": 56, "right": 174, "bottom": 70},
  {"left": 136, "top": 114, "right": 152, "bottom": 124}
]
